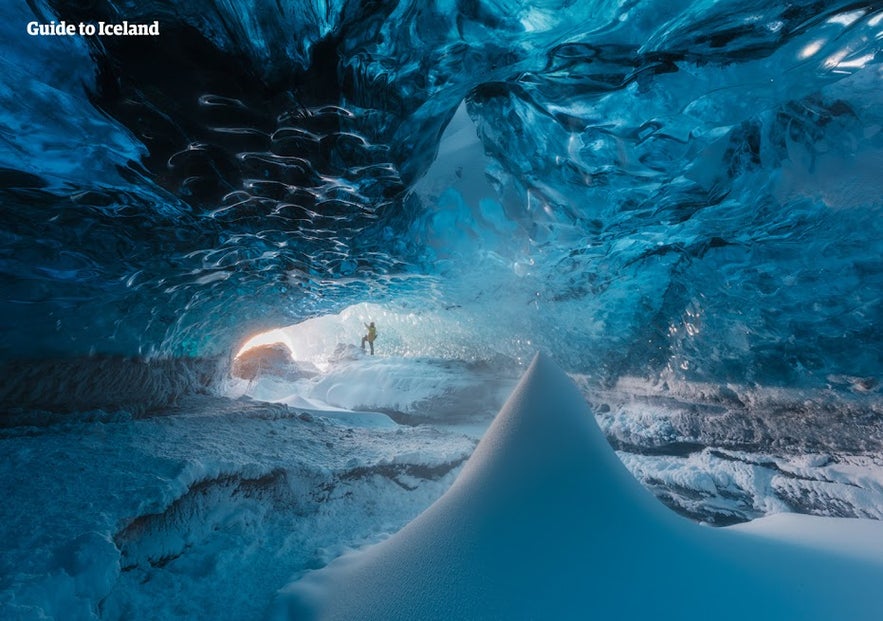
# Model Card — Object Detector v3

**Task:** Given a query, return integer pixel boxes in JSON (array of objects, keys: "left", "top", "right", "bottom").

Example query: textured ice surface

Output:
[
  {"left": 584, "top": 373, "right": 883, "bottom": 524},
  {"left": 2, "top": 2, "right": 883, "bottom": 616},
  {"left": 0, "top": 390, "right": 477, "bottom": 619},
  {"left": 1, "top": 0, "right": 880, "bottom": 406}
]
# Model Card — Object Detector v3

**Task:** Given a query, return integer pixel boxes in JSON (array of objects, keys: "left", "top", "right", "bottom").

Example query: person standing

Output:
[{"left": 361, "top": 321, "right": 377, "bottom": 355}]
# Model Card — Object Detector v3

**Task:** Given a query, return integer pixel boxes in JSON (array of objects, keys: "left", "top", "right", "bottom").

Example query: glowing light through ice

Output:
[
  {"left": 234, "top": 300, "right": 541, "bottom": 371},
  {"left": 798, "top": 40, "right": 825, "bottom": 60},
  {"left": 827, "top": 10, "right": 866, "bottom": 27},
  {"left": 236, "top": 328, "right": 296, "bottom": 358}
]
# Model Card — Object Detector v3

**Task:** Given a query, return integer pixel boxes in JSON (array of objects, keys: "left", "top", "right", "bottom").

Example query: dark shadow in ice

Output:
[
  {"left": 113, "top": 458, "right": 467, "bottom": 574},
  {"left": 0, "top": 356, "right": 225, "bottom": 418},
  {"left": 114, "top": 468, "right": 295, "bottom": 571}
]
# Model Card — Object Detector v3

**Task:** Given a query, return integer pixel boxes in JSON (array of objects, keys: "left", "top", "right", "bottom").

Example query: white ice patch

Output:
[{"left": 240, "top": 351, "right": 518, "bottom": 424}]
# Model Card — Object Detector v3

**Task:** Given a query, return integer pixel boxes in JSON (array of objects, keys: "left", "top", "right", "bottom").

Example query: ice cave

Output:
[{"left": 1, "top": 0, "right": 882, "bottom": 619}]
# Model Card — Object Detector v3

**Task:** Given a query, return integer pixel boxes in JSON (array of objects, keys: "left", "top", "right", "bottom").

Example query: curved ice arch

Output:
[
  {"left": 233, "top": 302, "right": 528, "bottom": 417},
  {"left": 274, "top": 353, "right": 883, "bottom": 620},
  {"left": 236, "top": 302, "right": 536, "bottom": 369}
]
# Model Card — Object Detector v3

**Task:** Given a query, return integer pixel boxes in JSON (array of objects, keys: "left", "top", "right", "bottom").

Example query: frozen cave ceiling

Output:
[{"left": 1, "top": 0, "right": 882, "bottom": 408}]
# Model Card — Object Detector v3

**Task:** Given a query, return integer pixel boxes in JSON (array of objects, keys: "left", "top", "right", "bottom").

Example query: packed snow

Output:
[
  {"left": 275, "top": 354, "right": 883, "bottom": 620},
  {"left": 0, "top": 392, "right": 477, "bottom": 619},
  {"left": 3, "top": 352, "right": 883, "bottom": 619}
]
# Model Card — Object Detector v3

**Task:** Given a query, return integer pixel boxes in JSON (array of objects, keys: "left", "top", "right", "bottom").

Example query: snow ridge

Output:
[{"left": 275, "top": 353, "right": 883, "bottom": 620}]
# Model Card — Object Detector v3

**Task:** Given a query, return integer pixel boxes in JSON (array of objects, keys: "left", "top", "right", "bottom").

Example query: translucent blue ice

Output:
[{"left": 0, "top": 0, "right": 881, "bottom": 402}]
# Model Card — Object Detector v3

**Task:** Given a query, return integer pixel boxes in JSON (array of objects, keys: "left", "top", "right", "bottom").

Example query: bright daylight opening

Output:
[
  {"left": 234, "top": 300, "right": 532, "bottom": 373},
  {"left": 227, "top": 302, "right": 525, "bottom": 421},
  {"left": 234, "top": 302, "right": 412, "bottom": 372}
]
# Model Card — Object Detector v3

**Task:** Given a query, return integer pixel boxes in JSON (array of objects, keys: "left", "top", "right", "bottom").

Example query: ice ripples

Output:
[{"left": 1, "top": 0, "right": 881, "bottom": 395}]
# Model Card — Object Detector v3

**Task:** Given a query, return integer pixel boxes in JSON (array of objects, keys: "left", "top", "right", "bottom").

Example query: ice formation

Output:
[
  {"left": 2, "top": 1, "right": 883, "bottom": 618},
  {"left": 1, "top": 0, "right": 881, "bottom": 410},
  {"left": 275, "top": 354, "right": 883, "bottom": 620}
]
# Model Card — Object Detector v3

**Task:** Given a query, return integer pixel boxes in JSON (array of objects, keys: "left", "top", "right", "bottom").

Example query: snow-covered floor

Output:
[
  {"left": 3, "top": 354, "right": 883, "bottom": 619},
  {"left": 0, "top": 393, "right": 477, "bottom": 619},
  {"left": 587, "top": 374, "right": 883, "bottom": 524},
  {"left": 274, "top": 354, "right": 883, "bottom": 620}
]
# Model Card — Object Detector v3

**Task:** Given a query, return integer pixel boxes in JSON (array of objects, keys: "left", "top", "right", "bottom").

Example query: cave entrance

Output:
[{"left": 231, "top": 304, "right": 389, "bottom": 381}]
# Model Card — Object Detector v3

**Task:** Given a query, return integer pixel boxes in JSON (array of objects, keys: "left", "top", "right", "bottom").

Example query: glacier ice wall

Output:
[{"left": 1, "top": 0, "right": 881, "bottom": 408}]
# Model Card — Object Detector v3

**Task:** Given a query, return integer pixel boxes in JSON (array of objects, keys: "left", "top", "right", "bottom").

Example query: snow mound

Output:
[
  {"left": 275, "top": 353, "right": 883, "bottom": 620},
  {"left": 240, "top": 354, "right": 518, "bottom": 424}
]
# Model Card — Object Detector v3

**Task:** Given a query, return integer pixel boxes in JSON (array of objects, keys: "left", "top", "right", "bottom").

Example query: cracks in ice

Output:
[
  {"left": 114, "top": 468, "right": 296, "bottom": 571},
  {"left": 338, "top": 458, "right": 470, "bottom": 491},
  {"left": 593, "top": 380, "right": 883, "bottom": 526},
  {"left": 113, "top": 458, "right": 467, "bottom": 573}
]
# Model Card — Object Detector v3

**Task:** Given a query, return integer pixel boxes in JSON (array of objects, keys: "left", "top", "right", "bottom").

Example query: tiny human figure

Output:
[{"left": 361, "top": 321, "right": 377, "bottom": 355}]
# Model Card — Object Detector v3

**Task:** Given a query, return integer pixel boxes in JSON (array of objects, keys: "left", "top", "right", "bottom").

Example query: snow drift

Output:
[{"left": 275, "top": 353, "right": 883, "bottom": 620}]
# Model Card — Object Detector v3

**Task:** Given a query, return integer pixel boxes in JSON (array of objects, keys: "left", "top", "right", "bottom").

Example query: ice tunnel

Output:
[
  {"left": 1, "top": 0, "right": 882, "bottom": 408},
  {"left": 3, "top": 2, "right": 883, "bottom": 619}
]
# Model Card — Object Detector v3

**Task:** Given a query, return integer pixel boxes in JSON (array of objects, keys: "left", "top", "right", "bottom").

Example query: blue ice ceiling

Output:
[{"left": 1, "top": 0, "right": 881, "bottom": 398}]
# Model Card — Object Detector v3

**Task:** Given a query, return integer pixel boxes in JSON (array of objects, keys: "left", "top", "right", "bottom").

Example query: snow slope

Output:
[
  {"left": 0, "top": 396, "right": 476, "bottom": 620},
  {"left": 275, "top": 353, "right": 883, "bottom": 620}
]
